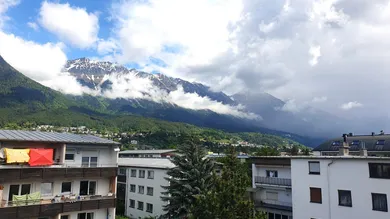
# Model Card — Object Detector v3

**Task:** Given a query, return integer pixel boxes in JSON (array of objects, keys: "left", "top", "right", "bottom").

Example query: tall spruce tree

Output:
[
  {"left": 191, "top": 147, "right": 266, "bottom": 219},
  {"left": 161, "top": 140, "right": 215, "bottom": 218}
]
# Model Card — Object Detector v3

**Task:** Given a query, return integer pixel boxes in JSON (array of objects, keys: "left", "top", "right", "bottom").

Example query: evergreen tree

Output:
[
  {"left": 255, "top": 146, "right": 280, "bottom": 156},
  {"left": 191, "top": 147, "right": 266, "bottom": 219},
  {"left": 161, "top": 140, "right": 215, "bottom": 218}
]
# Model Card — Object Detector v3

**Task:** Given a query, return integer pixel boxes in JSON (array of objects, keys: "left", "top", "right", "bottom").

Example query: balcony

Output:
[
  {"left": 254, "top": 176, "right": 291, "bottom": 187},
  {"left": 256, "top": 199, "right": 292, "bottom": 212},
  {"left": 0, "top": 167, "right": 117, "bottom": 183},
  {"left": 0, "top": 196, "right": 116, "bottom": 219}
]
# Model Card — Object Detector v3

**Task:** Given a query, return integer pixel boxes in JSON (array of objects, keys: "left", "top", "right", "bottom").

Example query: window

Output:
[
  {"left": 139, "top": 170, "right": 145, "bottom": 178},
  {"left": 119, "top": 168, "right": 126, "bottom": 175},
  {"left": 8, "top": 184, "right": 31, "bottom": 201},
  {"left": 77, "top": 213, "right": 94, "bottom": 219},
  {"left": 376, "top": 140, "right": 385, "bottom": 145},
  {"left": 146, "top": 203, "right": 153, "bottom": 213},
  {"left": 332, "top": 141, "right": 340, "bottom": 146},
  {"left": 79, "top": 181, "right": 96, "bottom": 196},
  {"left": 130, "top": 184, "right": 136, "bottom": 192},
  {"left": 148, "top": 170, "right": 154, "bottom": 179},
  {"left": 266, "top": 170, "right": 278, "bottom": 177},
  {"left": 147, "top": 187, "right": 154, "bottom": 196},
  {"left": 372, "top": 193, "right": 388, "bottom": 212},
  {"left": 369, "top": 163, "right": 390, "bottom": 179},
  {"left": 138, "top": 201, "right": 144, "bottom": 210},
  {"left": 61, "top": 182, "right": 72, "bottom": 193},
  {"left": 41, "top": 183, "right": 53, "bottom": 196},
  {"left": 82, "top": 157, "right": 98, "bottom": 167},
  {"left": 61, "top": 216, "right": 69, "bottom": 219},
  {"left": 309, "top": 161, "right": 320, "bottom": 175},
  {"left": 310, "top": 187, "right": 322, "bottom": 204},
  {"left": 65, "top": 153, "right": 75, "bottom": 161},
  {"left": 350, "top": 140, "right": 360, "bottom": 146},
  {"left": 129, "top": 199, "right": 135, "bottom": 208},
  {"left": 139, "top": 185, "right": 144, "bottom": 194},
  {"left": 266, "top": 191, "right": 278, "bottom": 200},
  {"left": 131, "top": 169, "right": 137, "bottom": 177},
  {"left": 338, "top": 190, "right": 352, "bottom": 207}
]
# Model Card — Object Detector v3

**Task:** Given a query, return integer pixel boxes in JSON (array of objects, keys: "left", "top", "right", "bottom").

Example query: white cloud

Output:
[
  {"left": 27, "top": 22, "right": 39, "bottom": 31},
  {"left": 312, "top": 96, "right": 327, "bottom": 103},
  {"left": 309, "top": 45, "right": 321, "bottom": 66},
  {"left": 340, "top": 101, "right": 363, "bottom": 110},
  {"left": 97, "top": 39, "right": 118, "bottom": 55},
  {"left": 275, "top": 99, "right": 304, "bottom": 113},
  {"left": 39, "top": 1, "right": 99, "bottom": 49},
  {"left": 0, "top": 0, "right": 19, "bottom": 28}
]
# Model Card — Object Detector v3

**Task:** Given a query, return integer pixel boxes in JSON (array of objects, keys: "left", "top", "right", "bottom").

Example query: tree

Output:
[
  {"left": 191, "top": 147, "right": 266, "bottom": 219},
  {"left": 255, "top": 146, "right": 280, "bottom": 156},
  {"left": 302, "top": 147, "right": 311, "bottom": 155},
  {"left": 161, "top": 140, "right": 216, "bottom": 218}
]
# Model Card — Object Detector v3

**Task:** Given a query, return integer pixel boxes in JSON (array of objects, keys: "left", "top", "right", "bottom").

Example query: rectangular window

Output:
[
  {"left": 338, "top": 190, "right": 352, "bottom": 207},
  {"left": 309, "top": 161, "right": 320, "bottom": 175},
  {"left": 131, "top": 169, "right": 137, "bottom": 177},
  {"left": 369, "top": 163, "right": 390, "bottom": 179},
  {"left": 376, "top": 140, "right": 385, "bottom": 145},
  {"left": 65, "top": 153, "right": 75, "bottom": 161},
  {"left": 139, "top": 185, "right": 144, "bottom": 194},
  {"left": 148, "top": 170, "right": 154, "bottom": 179},
  {"left": 119, "top": 168, "right": 126, "bottom": 175},
  {"left": 61, "top": 216, "right": 69, "bottom": 219},
  {"left": 129, "top": 199, "right": 135, "bottom": 208},
  {"left": 146, "top": 203, "right": 153, "bottom": 213},
  {"left": 130, "top": 184, "right": 136, "bottom": 192},
  {"left": 372, "top": 193, "right": 388, "bottom": 212},
  {"left": 138, "top": 201, "right": 144, "bottom": 210},
  {"left": 81, "top": 157, "right": 98, "bottom": 167},
  {"left": 77, "top": 213, "right": 94, "bottom": 219},
  {"left": 8, "top": 184, "right": 31, "bottom": 201},
  {"left": 82, "top": 157, "right": 89, "bottom": 167},
  {"left": 79, "top": 181, "right": 96, "bottom": 195},
  {"left": 41, "top": 182, "right": 53, "bottom": 196},
  {"left": 147, "top": 187, "right": 154, "bottom": 196},
  {"left": 266, "top": 191, "right": 278, "bottom": 200},
  {"left": 61, "top": 182, "right": 72, "bottom": 193},
  {"left": 310, "top": 187, "right": 322, "bottom": 204},
  {"left": 266, "top": 170, "right": 278, "bottom": 177},
  {"left": 139, "top": 170, "right": 145, "bottom": 178}
]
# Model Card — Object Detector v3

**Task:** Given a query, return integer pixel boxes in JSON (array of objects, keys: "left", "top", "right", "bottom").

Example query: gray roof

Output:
[
  {"left": 314, "top": 134, "right": 390, "bottom": 152},
  {"left": 251, "top": 155, "right": 390, "bottom": 160},
  {"left": 118, "top": 158, "right": 175, "bottom": 169},
  {"left": 0, "top": 130, "right": 119, "bottom": 145},
  {"left": 119, "top": 149, "right": 176, "bottom": 154}
]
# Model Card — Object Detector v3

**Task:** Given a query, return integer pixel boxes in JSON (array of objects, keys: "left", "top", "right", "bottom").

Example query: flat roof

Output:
[
  {"left": 251, "top": 155, "right": 390, "bottom": 160},
  {"left": 119, "top": 149, "right": 176, "bottom": 154},
  {"left": 0, "top": 130, "right": 119, "bottom": 145},
  {"left": 118, "top": 158, "right": 175, "bottom": 169}
]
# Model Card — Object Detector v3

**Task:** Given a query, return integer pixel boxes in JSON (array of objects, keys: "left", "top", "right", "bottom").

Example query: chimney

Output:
[
  {"left": 339, "top": 133, "right": 350, "bottom": 156},
  {"left": 359, "top": 142, "right": 367, "bottom": 156},
  {"left": 348, "top": 133, "right": 353, "bottom": 137},
  {"left": 380, "top": 130, "right": 385, "bottom": 135}
]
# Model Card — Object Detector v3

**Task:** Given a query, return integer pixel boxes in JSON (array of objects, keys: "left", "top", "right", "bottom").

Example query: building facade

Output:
[
  {"left": 250, "top": 157, "right": 293, "bottom": 219},
  {"left": 118, "top": 150, "right": 176, "bottom": 158},
  {"left": 0, "top": 130, "right": 119, "bottom": 219},
  {"left": 291, "top": 156, "right": 390, "bottom": 219},
  {"left": 118, "top": 158, "right": 174, "bottom": 219}
]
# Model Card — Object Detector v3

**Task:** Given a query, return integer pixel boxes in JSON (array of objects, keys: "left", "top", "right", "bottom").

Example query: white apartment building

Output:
[
  {"left": 291, "top": 155, "right": 390, "bottom": 219},
  {"left": 118, "top": 158, "right": 174, "bottom": 219},
  {"left": 0, "top": 130, "right": 119, "bottom": 219},
  {"left": 250, "top": 157, "right": 293, "bottom": 219}
]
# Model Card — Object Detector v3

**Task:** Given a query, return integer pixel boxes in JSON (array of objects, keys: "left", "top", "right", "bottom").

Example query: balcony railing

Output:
[
  {"left": 254, "top": 176, "right": 291, "bottom": 187},
  {"left": 0, "top": 167, "right": 117, "bottom": 183},
  {"left": 255, "top": 199, "right": 293, "bottom": 212},
  {"left": 0, "top": 196, "right": 116, "bottom": 219}
]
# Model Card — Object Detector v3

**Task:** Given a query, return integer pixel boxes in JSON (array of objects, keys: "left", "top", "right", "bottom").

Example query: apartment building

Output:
[
  {"left": 291, "top": 155, "right": 390, "bottom": 219},
  {"left": 0, "top": 130, "right": 119, "bottom": 219},
  {"left": 118, "top": 158, "right": 174, "bottom": 219},
  {"left": 118, "top": 149, "right": 176, "bottom": 158},
  {"left": 250, "top": 157, "right": 293, "bottom": 219}
]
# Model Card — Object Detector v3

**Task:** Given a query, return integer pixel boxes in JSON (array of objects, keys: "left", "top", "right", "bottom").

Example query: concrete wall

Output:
[
  {"left": 59, "top": 208, "right": 115, "bottom": 219},
  {"left": 124, "top": 167, "right": 169, "bottom": 219},
  {"left": 292, "top": 158, "right": 390, "bottom": 219},
  {"left": 65, "top": 145, "right": 118, "bottom": 167}
]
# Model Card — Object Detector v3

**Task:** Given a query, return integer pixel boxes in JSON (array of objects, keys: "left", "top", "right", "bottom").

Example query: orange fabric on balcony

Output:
[
  {"left": 28, "top": 148, "right": 53, "bottom": 166},
  {"left": 5, "top": 148, "right": 30, "bottom": 163}
]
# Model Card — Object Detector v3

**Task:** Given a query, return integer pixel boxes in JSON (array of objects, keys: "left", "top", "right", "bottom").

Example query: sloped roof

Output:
[
  {"left": 0, "top": 130, "right": 119, "bottom": 145},
  {"left": 118, "top": 158, "right": 175, "bottom": 169},
  {"left": 119, "top": 149, "right": 176, "bottom": 154},
  {"left": 314, "top": 134, "right": 390, "bottom": 151}
]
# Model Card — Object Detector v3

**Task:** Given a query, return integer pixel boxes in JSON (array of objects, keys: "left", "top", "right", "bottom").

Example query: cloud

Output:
[
  {"left": 97, "top": 38, "right": 118, "bottom": 55},
  {"left": 312, "top": 96, "right": 327, "bottom": 103},
  {"left": 340, "top": 101, "right": 363, "bottom": 110},
  {"left": 39, "top": 1, "right": 99, "bottom": 49},
  {"left": 275, "top": 99, "right": 304, "bottom": 113},
  {"left": 27, "top": 22, "right": 39, "bottom": 31},
  {"left": 0, "top": 0, "right": 19, "bottom": 28}
]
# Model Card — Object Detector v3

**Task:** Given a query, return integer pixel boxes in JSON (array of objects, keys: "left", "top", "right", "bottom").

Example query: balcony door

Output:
[
  {"left": 8, "top": 184, "right": 31, "bottom": 201},
  {"left": 79, "top": 181, "right": 97, "bottom": 196}
]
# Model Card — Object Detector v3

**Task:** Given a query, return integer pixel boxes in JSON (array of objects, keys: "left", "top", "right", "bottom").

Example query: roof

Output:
[
  {"left": 251, "top": 155, "right": 390, "bottom": 160},
  {"left": 0, "top": 130, "right": 119, "bottom": 145},
  {"left": 314, "top": 134, "right": 390, "bottom": 152},
  {"left": 118, "top": 158, "right": 175, "bottom": 169},
  {"left": 119, "top": 149, "right": 176, "bottom": 154}
]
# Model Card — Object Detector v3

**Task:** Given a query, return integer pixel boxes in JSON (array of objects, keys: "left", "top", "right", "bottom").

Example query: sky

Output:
[{"left": 1, "top": 0, "right": 390, "bottom": 122}]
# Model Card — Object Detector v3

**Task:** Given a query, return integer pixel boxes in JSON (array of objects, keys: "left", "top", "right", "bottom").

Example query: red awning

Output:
[{"left": 29, "top": 149, "right": 53, "bottom": 166}]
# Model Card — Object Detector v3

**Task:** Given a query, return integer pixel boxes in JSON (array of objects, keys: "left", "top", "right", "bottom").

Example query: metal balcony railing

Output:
[{"left": 254, "top": 176, "right": 291, "bottom": 187}]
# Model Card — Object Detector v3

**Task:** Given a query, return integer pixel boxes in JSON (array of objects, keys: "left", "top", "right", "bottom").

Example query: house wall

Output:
[
  {"left": 291, "top": 158, "right": 390, "bottom": 219},
  {"left": 124, "top": 167, "right": 169, "bottom": 219},
  {"left": 65, "top": 145, "right": 118, "bottom": 167},
  {"left": 254, "top": 165, "right": 291, "bottom": 179},
  {"left": 59, "top": 208, "right": 115, "bottom": 219}
]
